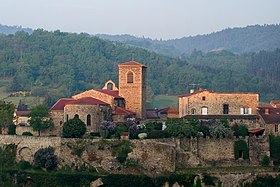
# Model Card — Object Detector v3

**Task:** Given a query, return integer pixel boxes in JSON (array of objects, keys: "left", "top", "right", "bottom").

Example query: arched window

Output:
[
  {"left": 191, "top": 108, "right": 196, "bottom": 115},
  {"left": 107, "top": 82, "right": 113, "bottom": 90},
  {"left": 66, "top": 114, "right": 69, "bottom": 122},
  {"left": 201, "top": 107, "right": 208, "bottom": 115},
  {"left": 127, "top": 71, "right": 134, "bottom": 83},
  {"left": 86, "top": 114, "right": 91, "bottom": 126},
  {"left": 74, "top": 114, "right": 79, "bottom": 119}
]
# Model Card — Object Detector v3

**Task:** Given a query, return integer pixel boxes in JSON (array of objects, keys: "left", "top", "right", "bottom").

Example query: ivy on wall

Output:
[{"left": 234, "top": 140, "right": 249, "bottom": 160}]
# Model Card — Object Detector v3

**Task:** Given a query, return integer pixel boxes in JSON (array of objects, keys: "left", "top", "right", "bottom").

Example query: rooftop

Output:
[{"left": 118, "top": 60, "right": 147, "bottom": 68}]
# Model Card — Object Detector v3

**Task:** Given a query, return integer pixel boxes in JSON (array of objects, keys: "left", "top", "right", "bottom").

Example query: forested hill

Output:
[
  {"left": 0, "top": 29, "right": 280, "bottom": 105},
  {"left": 0, "top": 24, "right": 32, "bottom": 35},
  {"left": 97, "top": 24, "right": 280, "bottom": 57}
]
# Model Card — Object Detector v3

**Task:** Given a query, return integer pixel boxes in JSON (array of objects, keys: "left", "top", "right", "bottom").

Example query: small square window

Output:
[{"left": 202, "top": 96, "right": 206, "bottom": 101}]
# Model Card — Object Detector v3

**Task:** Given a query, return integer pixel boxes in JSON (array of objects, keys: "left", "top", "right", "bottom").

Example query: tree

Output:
[
  {"left": 28, "top": 104, "right": 53, "bottom": 136},
  {"left": 0, "top": 101, "right": 15, "bottom": 133},
  {"left": 165, "top": 118, "right": 198, "bottom": 138},
  {"left": 62, "top": 116, "right": 87, "bottom": 138},
  {"left": 34, "top": 147, "right": 58, "bottom": 170}
]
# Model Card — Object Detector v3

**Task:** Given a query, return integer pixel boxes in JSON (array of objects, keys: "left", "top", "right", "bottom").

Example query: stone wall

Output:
[
  {"left": 179, "top": 90, "right": 259, "bottom": 117},
  {"left": 73, "top": 90, "right": 115, "bottom": 107}
]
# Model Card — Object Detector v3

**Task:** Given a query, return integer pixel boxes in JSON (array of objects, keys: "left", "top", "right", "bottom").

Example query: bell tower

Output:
[{"left": 118, "top": 61, "right": 147, "bottom": 119}]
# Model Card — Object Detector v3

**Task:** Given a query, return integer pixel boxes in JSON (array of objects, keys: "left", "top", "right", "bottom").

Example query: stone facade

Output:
[
  {"left": 118, "top": 61, "right": 147, "bottom": 119},
  {"left": 179, "top": 90, "right": 259, "bottom": 118}
]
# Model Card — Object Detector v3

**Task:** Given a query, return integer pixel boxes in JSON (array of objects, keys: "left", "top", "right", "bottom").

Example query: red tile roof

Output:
[
  {"left": 113, "top": 107, "right": 135, "bottom": 115},
  {"left": 248, "top": 128, "right": 265, "bottom": 134},
  {"left": 271, "top": 100, "right": 280, "bottom": 108},
  {"left": 66, "top": 97, "right": 108, "bottom": 106},
  {"left": 15, "top": 110, "right": 30, "bottom": 117},
  {"left": 95, "top": 89, "right": 123, "bottom": 99},
  {"left": 258, "top": 107, "right": 280, "bottom": 124},
  {"left": 50, "top": 98, "right": 75, "bottom": 111},
  {"left": 118, "top": 60, "right": 147, "bottom": 67},
  {"left": 146, "top": 109, "right": 160, "bottom": 119},
  {"left": 159, "top": 107, "right": 179, "bottom": 114}
]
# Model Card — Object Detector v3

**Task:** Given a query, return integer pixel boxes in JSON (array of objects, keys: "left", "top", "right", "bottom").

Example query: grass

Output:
[
  {"left": 0, "top": 79, "right": 44, "bottom": 108},
  {"left": 148, "top": 95, "right": 178, "bottom": 109}
]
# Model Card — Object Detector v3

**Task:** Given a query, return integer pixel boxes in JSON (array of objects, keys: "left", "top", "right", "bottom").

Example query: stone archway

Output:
[{"left": 18, "top": 147, "right": 33, "bottom": 162}]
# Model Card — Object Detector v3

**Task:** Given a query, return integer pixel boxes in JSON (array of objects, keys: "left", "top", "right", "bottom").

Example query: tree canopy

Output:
[
  {"left": 0, "top": 101, "right": 15, "bottom": 131},
  {"left": 62, "top": 116, "right": 87, "bottom": 138}
]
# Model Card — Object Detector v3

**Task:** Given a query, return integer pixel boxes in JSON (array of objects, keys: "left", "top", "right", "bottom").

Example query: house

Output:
[
  {"left": 258, "top": 101, "right": 280, "bottom": 135},
  {"left": 178, "top": 89, "right": 259, "bottom": 127}
]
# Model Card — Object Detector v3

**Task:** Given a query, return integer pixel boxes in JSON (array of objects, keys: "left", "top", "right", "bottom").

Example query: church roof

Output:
[
  {"left": 118, "top": 60, "right": 147, "bottom": 67},
  {"left": 15, "top": 110, "right": 30, "bottom": 117},
  {"left": 51, "top": 98, "right": 75, "bottom": 111},
  {"left": 95, "top": 89, "right": 123, "bottom": 99},
  {"left": 113, "top": 107, "right": 135, "bottom": 115},
  {"left": 66, "top": 97, "right": 108, "bottom": 106}
]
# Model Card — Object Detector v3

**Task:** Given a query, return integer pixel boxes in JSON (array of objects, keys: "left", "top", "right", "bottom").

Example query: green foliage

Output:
[
  {"left": 63, "top": 116, "right": 86, "bottom": 138},
  {"left": 28, "top": 104, "right": 53, "bottom": 136},
  {"left": 269, "top": 135, "right": 280, "bottom": 165},
  {"left": 195, "top": 177, "right": 202, "bottom": 187},
  {"left": 147, "top": 130, "right": 170, "bottom": 139},
  {"left": 0, "top": 100, "right": 15, "bottom": 128},
  {"left": 8, "top": 124, "right": 16, "bottom": 135},
  {"left": 114, "top": 123, "right": 127, "bottom": 138},
  {"left": 67, "top": 140, "right": 86, "bottom": 158},
  {"left": 22, "top": 131, "right": 33, "bottom": 136},
  {"left": 232, "top": 124, "right": 248, "bottom": 137},
  {"left": 18, "top": 160, "right": 32, "bottom": 170},
  {"left": 125, "top": 158, "right": 140, "bottom": 167},
  {"left": 0, "top": 144, "right": 17, "bottom": 169},
  {"left": 234, "top": 140, "right": 249, "bottom": 160},
  {"left": 34, "top": 147, "right": 58, "bottom": 170},
  {"left": 165, "top": 118, "right": 199, "bottom": 138},
  {"left": 251, "top": 175, "right": 280, "bottom": 187},
  {"left": 261, "top": 155, "right": 270, "bottom": 166},
  {"left": 202, "top": 173, "right": 215, "bottom": 186},
  {"left": 111, "top": 140, "right": 133, "bottom": 163},
  {"left": 209, "top": 120, "right": 232, "bottom": 138}
]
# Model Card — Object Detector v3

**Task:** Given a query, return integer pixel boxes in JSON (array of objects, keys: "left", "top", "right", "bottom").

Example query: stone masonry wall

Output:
[
  {"left": 73, "top": 90, "right": 115, "bottom": 107},
  {"left": 179, "top": 90, "right": 259, "bottom": 117}
]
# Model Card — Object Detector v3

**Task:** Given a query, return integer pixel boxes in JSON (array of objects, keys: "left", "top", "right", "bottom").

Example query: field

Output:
[
  {"left": 0, "top": 79, "right": 44, "bottom": 108},
  {"left": 148, "top": 95, "right": 178, "bottom": 109}
]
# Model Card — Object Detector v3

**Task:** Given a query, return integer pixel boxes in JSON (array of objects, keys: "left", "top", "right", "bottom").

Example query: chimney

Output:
[
  {"left": 265, "top": 108, "right": 269, "bottom": 115},
  {"left": 190, "top": 89, "right": 194, "bottom": 93}
]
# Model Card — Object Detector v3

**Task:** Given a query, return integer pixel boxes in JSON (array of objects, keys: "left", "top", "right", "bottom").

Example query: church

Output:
[{"left": 49, "top": 61, "right": 147, "bottom": 136}]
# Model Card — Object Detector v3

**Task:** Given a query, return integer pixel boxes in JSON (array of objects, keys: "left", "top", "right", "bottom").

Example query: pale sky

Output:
[{"left": 0, "top": 0, "right": 280, "bottom": 39}]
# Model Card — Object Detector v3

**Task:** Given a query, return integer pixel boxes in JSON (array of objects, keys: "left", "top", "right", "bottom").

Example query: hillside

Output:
[
  {"left": 0, "top": 24, "right": 32, "bottom": 35},
  {"left": 97, "top": 24, "right": 280, "bottom": 56},
  {"left": 0, "top": 29, "right": 280, "bottom": 106}
]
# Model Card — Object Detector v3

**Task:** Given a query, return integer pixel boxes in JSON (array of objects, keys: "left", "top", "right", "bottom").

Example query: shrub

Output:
[
  {"left": 147, "top": 130, "right": 170, "bottom": 139},
  {"left": 18, "top": 160, "right": 32, "bottom": 170},
  {"left": 89, "top": 132, "right": 100, "bottom": 139},
  {"left": 22, "top": 131, "right": 33, "bottom": 136},
  {"left": 111, "top": 140, "right": 133, "bottom": 163},
  {"left": 209, "top": 121, "right": 232, "bottom": 138},
  {"left": 154, "top": 122, "right": 163, "bottom": 130},
  {"left": 63, "top": 117, "right": 86, "bottom": 138},
  {"left": 8, "top": 124, "right": 16, "bottom": 135},
  {"left": 234, "top": 140, "right": 249, "bottom": 160},
  {"left": 269, "top": 135, "right": 280, "bottom": 165},
  {"left": 34, "top": 147, "right": 58, "bottom": 170},
  {"left": 232, "top": 124, "right": 248, "bottom": 137},
  {"left": 261, "top": 155, "right": 270, "bottom": 166},
  {"left": 128, "top": 123, "right": 139, "bottom": 139},
  {"left": 202, "top": 173, "right": 215, "bottom": 186}
]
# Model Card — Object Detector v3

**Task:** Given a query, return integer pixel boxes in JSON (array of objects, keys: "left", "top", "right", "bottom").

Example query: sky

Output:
[{"left": 0, "top": 0, "right": 280, "bottom": 39}]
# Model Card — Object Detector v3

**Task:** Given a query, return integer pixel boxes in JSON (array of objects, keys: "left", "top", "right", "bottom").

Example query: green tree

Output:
[
  {"left": 165, "top": 118, "right": 198, "bottom": 138},
  {"left": 0, "top": 101, "right": 15, "bottom": 133},
  {"left": 34, "top": 147, "right": 58, "bottom": 170},
  {"left": 62, "top": 116, "right": 87, "bottom": 138},
  {"left": 28, "top": 104, "right": 53, "bottom": 136}
]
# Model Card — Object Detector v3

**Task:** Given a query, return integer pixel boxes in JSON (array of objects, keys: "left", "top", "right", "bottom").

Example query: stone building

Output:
[
  {"left": 178, "top": 89, "right": 259, "bottom": 125},
  {"left": 258, "top": 100, "right": 280, "bottom": 135},
  {"left": 49, "top": 60, "right": 147, "bottom": 135}
]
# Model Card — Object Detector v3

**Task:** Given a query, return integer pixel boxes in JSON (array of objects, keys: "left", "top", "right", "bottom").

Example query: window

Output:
[
  {"left": 202, "top": 96, "right": 206, "bottom": 101},
  {"left": 74, "top": 114, "right": 79, "bottom": 119},
  {"left": 127, "top": 71, "right": 134, "bottom": 83},
  {"left": 191, "top": 108, "right": 196, "bottom": 115},
  {"left": 240, "top": 108, "right": 252, "bottom": 115},
  {"left": 201, "top": 107, "right": 208, "bottom": 115},
  {"left": 107, "top": 82, "right": 113, "bottom": 90},
  {"left": 66, "top": 114, "right": 69, "bottom": 121},
  {"left": 275, "top": 124, "right": 279, "bottom": 133},
  {"left": 86, "top": 114, "right": 91, "bottom": 126},
  {"left": 223, "top": 104, "right": 229, "bottom": 114}
]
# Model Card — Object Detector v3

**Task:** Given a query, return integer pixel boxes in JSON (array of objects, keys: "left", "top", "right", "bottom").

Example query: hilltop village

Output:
[{"left": 2, "top": 60, "right": 280, "bottom": 186}]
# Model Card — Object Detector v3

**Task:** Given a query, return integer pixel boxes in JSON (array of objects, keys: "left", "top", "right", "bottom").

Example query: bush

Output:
[
  {"left": 8, "top": 124, "right": 16, "bottom": 135},
  {"left": 63, "top": 116, "right": 87, "bottom": 138},
  {"left": 18, "top": 160, "right": 32, "bottom": 170},
  {"left": 22, "top": 131, "right": 33, "bottom": 136},
  {"left": 202, "top": 173, "right": 215, "bottom": 186},
  {"left": 234, "top": 140, "right": 249, "bottom": 160},
  {"left": 209, "top": 121, "right": 232, "bottom": 138},
  {"left": 89, "top": 132, "right": 100, "bottom": 139},
  {"left": 232, "top": 124, "right": 248, "bottom": 137},
  {"left": 111, "top": 140, "right": 133, "bottom": 163},
  {"left": 262, "top": 155, "right": 270, "bottom": 166},
  {"left": 34, "top": 147, "right": 58, "bottom": 170},
  {"left": 147, "top": 130, "right": 170, "bottom": 139},
  {"left": 269, "top": 135, "right": 280, "bottom": 165}
]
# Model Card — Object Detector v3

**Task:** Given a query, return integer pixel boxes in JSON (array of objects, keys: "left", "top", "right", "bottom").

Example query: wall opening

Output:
[
  {"left": 74, "top": 114, "right": 79, "bottom": 119},
  {"left": 87, "top": 114, "right": 91, "bottom": 126},
  {"left": 127, "top": 71, "right": 134, "bottom": 83},
  {"left": 223, "top": 104, "right": 229, "bottom": 114}
]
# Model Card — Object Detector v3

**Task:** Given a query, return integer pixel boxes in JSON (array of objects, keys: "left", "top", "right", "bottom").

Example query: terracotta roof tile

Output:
[
  {"left": 113, "top": 107, "right": 135, "bottom": 115},
  {"left": 258, "top": 108, "right": 280, "bottom": 124},
  {"left": 51, "top": 98, "right": 75, "bottom": 111},
  {"left": 15, "top": 110, "right": 30, "bottom": 117},
  {"left": 146, "top": 109, "right": 160, "bottom": 119},
  {"left": 66, "top": 97, "right": 108, "bottom": 105},
  {"left": 118, "top": 60, "right": 147, "bottom": 67},
  {"left": 95, "top": 89, "right": 123, "bottom": 99}
]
